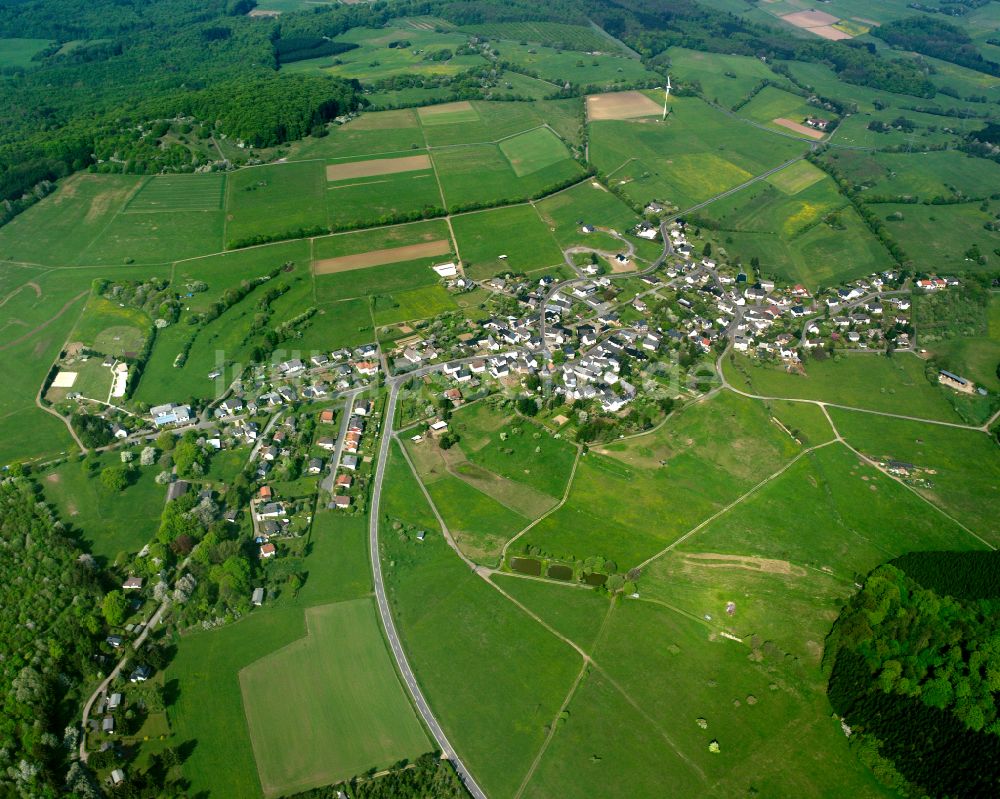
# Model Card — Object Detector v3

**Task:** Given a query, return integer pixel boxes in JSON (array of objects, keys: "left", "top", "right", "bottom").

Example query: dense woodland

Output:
[
  {"left": 287, "top": 753, "right": 471, "bottom": 799},
  {"left": 825, "top": 558, "right": 1000, "bottom": 795},
  {"left": 0, "top": 479, "right": 105, "bottom": 798},
  {"left": 873, "top": 16, "right": 1000, "bottom": 78}
]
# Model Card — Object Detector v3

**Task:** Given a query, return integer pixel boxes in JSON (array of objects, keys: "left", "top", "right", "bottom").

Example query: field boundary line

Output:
[
  {"left": 605, "top": 157, "right": 635, "bottom": 178},
  {"left": 637, "top": 441, "right": 836, "bottom": 571},
  {"left": 501, "top": 445, "right": 582, "bottom": 560},
  {"left": 72, "top": 177, "right": 148, "bottom": 264},
  {"left": 512, "top": 660, "right": 589, "bottom": 799}
]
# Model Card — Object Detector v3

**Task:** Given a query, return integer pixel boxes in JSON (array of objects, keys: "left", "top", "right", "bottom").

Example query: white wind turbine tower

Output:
[{"left": 662, "top": 75, "right": 672, "bottom": 120}]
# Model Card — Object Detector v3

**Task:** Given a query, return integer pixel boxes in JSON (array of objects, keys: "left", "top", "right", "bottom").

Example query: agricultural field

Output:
[
  {"left": 589, "top": 95, "right": 803, "bottom": 210},
  {"left": 925, "top": 294, "right": 1000, "bottom": 393},
  {"left": 875, "top": 202, "right": 999, "bottom": 274},
  {"left": 240, "top": 599, "right": 429, "bottom": 798},
  {"left": 857, "top": 151, "right": 1000, "bottom": 200},
  {"left": 451, "top": 205, "right": 565, "bottom": 279},
  {"left": 326, "top": 152, "right": 443, "bottom": 229},
  {"left": 287, "top": 108, "right": 426, "bottom": 160},
  {"left": 535, "top": 179, "right": 642, "bottom": 250},
  {"left": 419, "top": 101, "right": 545, "bottom": 147},
  {"left": 458, "top": 21, "right": 615, "bottom": 51},
  {"left": 498, "top": 42, "right": 658, "bottom": 88},
  {"left": 226, "top": 161, "right": 327, "bottom": 246},
  {"left": 736, "top": 86, "right": 831, "bottom": 137}
]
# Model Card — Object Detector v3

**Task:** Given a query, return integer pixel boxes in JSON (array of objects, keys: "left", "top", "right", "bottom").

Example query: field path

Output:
[{"left": 1, "top": 290, "right": 88, "bottom": 352}]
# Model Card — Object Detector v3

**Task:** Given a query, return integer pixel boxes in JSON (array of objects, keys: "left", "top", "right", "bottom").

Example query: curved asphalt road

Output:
[{"left": 369, "top": 374, "right": 489, "bottom": 799}]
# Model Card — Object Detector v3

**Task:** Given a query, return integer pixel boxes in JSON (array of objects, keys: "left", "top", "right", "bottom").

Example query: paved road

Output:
[
  {"left": 321, "top": 388, "right": 362, "bottom": 493},
  {"left": 368, "top": 373, "right": 489, "bottom": 799}
]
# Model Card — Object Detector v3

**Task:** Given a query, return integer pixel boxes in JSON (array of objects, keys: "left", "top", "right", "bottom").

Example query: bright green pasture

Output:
[
  {"left": 297, "top": 298, "right": 374, "bottom": 350},
  {"left": 724, "top": 352, "right": 968, "bottom": 422},
  {"left": 520, "top": 391, "right": 802, "bottom": 566},
  {"left": 589, "top": 96, "right": 804, "bottom": 210},
  {"left": 666, "top": 47, "right": 778, "bottom": 109},
  {"left": 499, "top": 126, "right": 573, "bottom": 177},
  {"left": 326, "top": 165, "right": 443, "bottom": 229},
  {"left": 240, "top": 599, "right": 429, "bottom": 798},
  {"left": 365, "top": 85, "right": 457, "bottom": 110},
  {"left": 80, "top": 210, "right": 223, "bottom": 265},
  {"left": 766, "top": 159, "right": 826, "bottom": 195},
  {"left": 371, "top": 285, "right": 456, "bottom": 326},
  {"left": 0, "top": 173, "right": 141, "bottom": 265},
  {"left": 314, "top": 218, "right": 451, "bottom": 260},
  {"left": 40, "top": 451, "right": 165, "bottom": 562},
  {"left": 0, "top": 38, "right": 54, "bottom": 68},
  {"left": 497, "top": 70, "right": 560, "bottom": 100},
  {"left": 535, "top": 179, "right": 640, "bottom": 249},
  {"left": 170, "top": 514, "right": 378, "bottom": 798},
  {"left": 829, "top": 409, "right": 1000, "bottom": 545},
  {"left": 315, "top": 258, "right": 441, "bottom": 304},
  {"left": 496, "top": 41, "right": 657, "bottom": 87},
  {"left": 533, "top": 98, "right": 586, "bottom": 146},
  {"left": 226, "top": 161, "right": 327, "bottom": 247},
  {"left": 380, "top": 445, "right": 581, "bottom": 798},
  {"left": 876, "top": 202, "right": 999, "bottom": 274},
  {"left": 490, "top": 574, "right": 611, "bottom": 653},
  {"left": 767, "top": 398, "right": 837, "bottom": 447},
  {"left": 452, "top": 205, "right": 565, "bottom": 278}
]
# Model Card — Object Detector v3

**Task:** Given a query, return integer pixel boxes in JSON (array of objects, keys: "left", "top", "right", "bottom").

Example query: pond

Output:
[
  {"left": 582, "top": 572, "right": 608, "bottom": 586},
  {"left": 510, "top": 557, "right": 542, "bottom": 576},
  {"left": 547, "top": 564, "right": 573, "bottom": 581}
]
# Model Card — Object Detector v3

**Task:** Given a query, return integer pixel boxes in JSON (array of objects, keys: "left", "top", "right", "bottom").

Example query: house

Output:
[
  {"left": 341, "top": 455, "right": 358, "bottom": 471},
  {"left": 110, "top": 422, "right": 129, "bottom": 440},
  {"left": 307, "top": 457, "right": 323, "bottom": 475},
  {"left": 354, "top": 400, "right": 372, "bottom": 416},
  {"left": 443, "top": 388, "right": 462, "bottom": 404},
  {"left": 259, "top": 542, "right": 277, "bottom": 559},
  {"left": 259, "top": 485, "right": 273, "bottom": 501},
  {"left": 429, "top": 420, "right": 448, "bottom": 432},
  {"left": 805, "top": 117, "right": 829, "bottom": 130},
  {"left": 432, "top": 262, "right": 458, "bottom": 278},
  {"left": 252, "top": 587, "right": 265, "bottom": 606},
  {"left": 256, "top": 502, "right": 286, "bottom": 520},
  {"left": 261, "top": 445, "right": 279, "bottom": 462},
  {"left": 106, "top": 635, "right": 124, "bottom": 649},
  {"left": 102, "top": 717, "right": 115, "bottom": 735},
  {"left": 581, "top": 224, "right": 595, "bottom": 234},
  {"left": 108, "top": 692, "right": 122, "bottom": 710},
  {"left": 122, "top": 577, "right": 143, "bottom": 591},
  {"left": 733, "top": 336, "right": 749, "bottom": 352},
  {"left": 150, "top": 403, "right": 192, "bottom": 427},
  {"left": 110, "top": 769, "right": 125, "bottom": 786},
  {"left": 316, "top": 436, "right": 337, "bottom": 451},
  {"left": 335, "top": 474, "right": 353, "bottom": 490},
  {"left": 354, "top": 361, "right": 379, "bottom": 376},
  {"left": 129, "top": 665, "right": 151, "bottom": 683},
  {"left": 166, "top": 480, "right": 189, "bottom": 502},
  {"left": 330, "top": 495, "right": 351, "bottom": 509}
]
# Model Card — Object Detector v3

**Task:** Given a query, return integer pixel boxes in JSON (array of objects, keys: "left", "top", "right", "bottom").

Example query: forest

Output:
[
  {"left": 0, "top": 478, "right": 105, "bottom": 798},
  {"left": 824, "top": 558, "right": 1000, "bottom": 795},
  {"left": 873, "top": 16, "right": 1000, "bottom": 78},
  {"left": 286, "top": 753, "right": 471, "bottom": 799}
]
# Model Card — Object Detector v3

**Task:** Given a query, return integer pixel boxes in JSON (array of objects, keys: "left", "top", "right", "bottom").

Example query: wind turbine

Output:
[{"left": 662, "top": 75, "right": 672, "bottom": 120}]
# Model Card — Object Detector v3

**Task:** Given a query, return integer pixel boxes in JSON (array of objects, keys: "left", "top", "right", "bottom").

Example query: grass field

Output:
[
  {"left": 226, "top": 161, "right": 327, "bottom": 246},
  {"left": 371, "top": 284, "right": 456, "bottom": 326},
  {"left": 925, "top": 294, "right": 1000, "bottom": 392},
  {"left": 69, "top": 295, "right": 150, "bottom": 357},
  {"left": 829, "top": 409, "right": 1000, "bottom": 545},
  {"left": 519, "top": 391, "right": 802, "bottom": 566},
  {"left": 589, "top": 95, "right": 804, "bottom": 210},
  {"left": 535, "top": 179, "right": 641, "bottom": 249},
  {"left": 868, "top": 151, "right": 1000, "bottom": 200},
  {"left": 39, "top": 451, "right": 165, "bottom": 562},
  {"left": 737, "top": 85, "right": 830, "bottom": 135},
  {"left": 125, "top": 174, "right": 225, "bottom": 211},
  {"left": 452, "top": 205, "right": 565, "bottom": 278},
  {"left": 240, "top": 599, "right": 429, "bottom": 798},
  {"left": 724, "top": 352, "right": 972, "bottom": 422},
  {"left": 875, "top": 202, "right": 999, "bottom": 274},
  {"left": 380, "top": 445, "right": 582, "bottom": 798},
  {"left": 419, "top": 101, "right": 544, "bottom": 147},
  {"left": 499, "top": 43, "right": 657, "bottom": 88},
  {"left": 499, "top": 127, "right": 573, "bottom": 177},
  {"left": 287, "top": 109, "right": 426, "bottom": 160},
  {"left": 458, "top": 21, "right": 615, "bottom": 52}
]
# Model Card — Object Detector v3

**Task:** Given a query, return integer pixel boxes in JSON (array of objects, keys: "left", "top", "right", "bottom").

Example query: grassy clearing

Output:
[
  {"left": 724, "top": 352, "right": 973, "bottom": 423},
  {"left": 589, "top": 96, "right": 804, "bottom": 210},
  {"left": 520, "top": 391, "right": 801, "bottom": 566},
  {"left": 0, "top": 38, "right": 55, "bottom": 68},
  {"left": 298, "top": 298, "right": 374, "bottom": 349},
  {"left": 876, "top": 202, "right": 999, "bottom": 274},
  {"left": 70, "top": 295, "right": 150, "bottom": 356},
  {"left": 240, "top": 599, "right": 429, "bottom": 798},
  {"left": 371, "top": 285, "right": 456, "bottom": 326},
  {"left": 766, "top": 398, "right": 837, "bottom": 447},
  {"left": 380, "top": 444, "right": 581, "bottom": 798},
  {"left": 40, "top": 452, "right": 165, "bottom": 562},
  {"left": 171, "top": 514, "right": 376, "bottom": 798},
  {"left": 829, "top": 409, "right": 1000, "bottom": 545},
  {"left": 452, "top": 205, "right": 564, "bottom": 279},
  {"left": 287, "top": 109, "right": 426, "bottom": 160},
  {"left": 498, "top": 41, "right": 657, "bottom": 87}
]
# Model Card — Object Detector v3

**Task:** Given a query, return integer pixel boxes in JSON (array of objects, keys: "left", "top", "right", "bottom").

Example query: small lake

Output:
[
  {"left": 547, "top": 564, "right": 573, "bottom": 581},
  {"left": 582, "top": 572, "right": 608, "bottom": 586}
]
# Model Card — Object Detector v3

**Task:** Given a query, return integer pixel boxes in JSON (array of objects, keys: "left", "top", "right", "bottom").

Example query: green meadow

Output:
[
  {"left": 452, "top": 205, "right": 565, "bottom": 278},
  {"left": 875, "top": 202, "right": 999, "bottom": 274},
  {"left": 0, "top": 37, "right": 54, "bottom": 68},
  {"left": 497, "top": 41, "right": 657, "bottom": 87},
  {"left": 666, "top": 47, "right": 778, "bottom": 109}
]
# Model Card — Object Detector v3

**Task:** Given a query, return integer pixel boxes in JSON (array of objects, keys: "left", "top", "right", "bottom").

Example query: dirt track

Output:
[
  {"left": 326, "top": 154, "right": 431, "bottom": 182},
  {"left": 312, "top": 240, "right": 451, "bottom": 274},
  {"left": 773, "top": 118, "right": 825, "bottom": 139}
]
